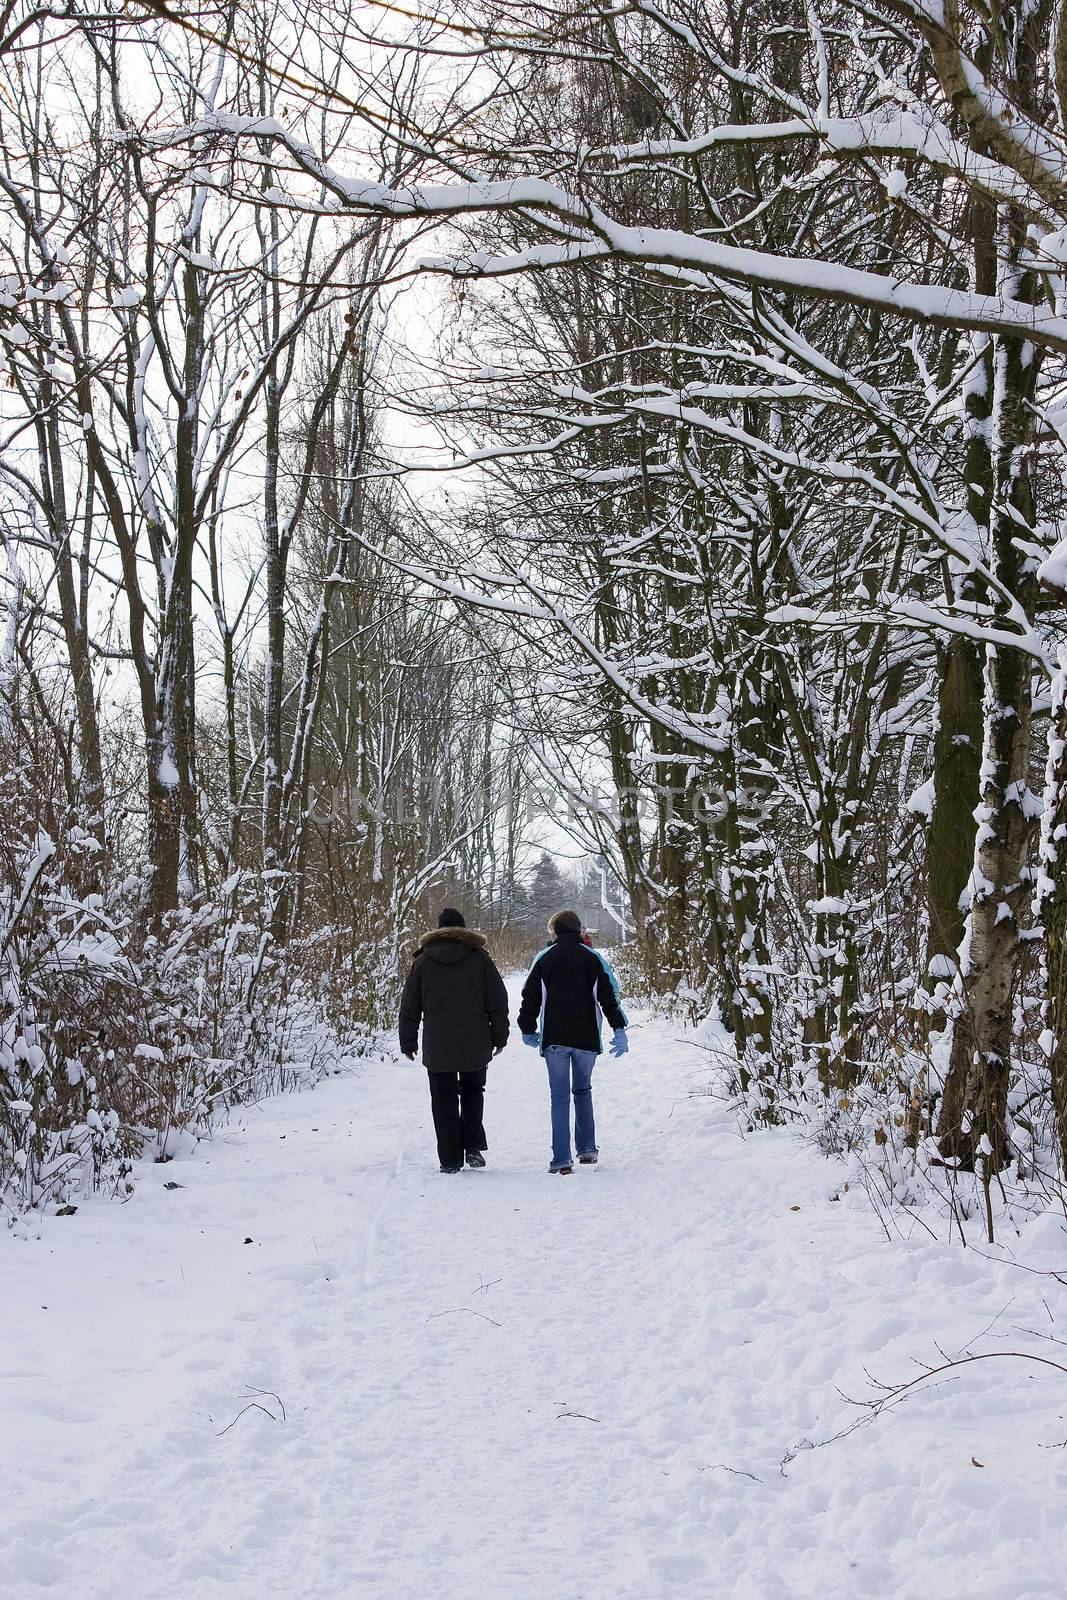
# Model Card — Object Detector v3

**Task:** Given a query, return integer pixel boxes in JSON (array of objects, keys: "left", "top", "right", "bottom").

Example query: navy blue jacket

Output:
[{"left": 517, "top": 928, "right": 627, "bottom": 1054}]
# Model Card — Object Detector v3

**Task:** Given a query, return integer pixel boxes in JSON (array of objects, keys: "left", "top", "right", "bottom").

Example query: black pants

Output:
[{"left": 427, "top": 1069, "right": 487, "bottom": 1169}]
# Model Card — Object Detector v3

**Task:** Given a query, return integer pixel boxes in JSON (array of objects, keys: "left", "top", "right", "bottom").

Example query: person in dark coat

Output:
[
  {"left": 399, "top": 908, "right": 510, "bottom": 1173},
  {"left": 517, "top": 908, "right": 629, "bottom": 1174}
]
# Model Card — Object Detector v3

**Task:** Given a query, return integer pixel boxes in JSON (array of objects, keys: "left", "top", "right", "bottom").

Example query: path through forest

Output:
[{"left": 3, "top": 979, "right": 1065, "bottom": 1599}]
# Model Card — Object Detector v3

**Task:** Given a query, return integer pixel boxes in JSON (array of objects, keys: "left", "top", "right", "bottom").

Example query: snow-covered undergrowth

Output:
[
  {"left": 684, "top": 1003, "right": 1063, "bottom": 1249},
  {"left": 3, "top": 980, "right": 1064, "bottom": 1598},
  {"left": 0, "top": 827, "right": 376, "bottom": 1220}
]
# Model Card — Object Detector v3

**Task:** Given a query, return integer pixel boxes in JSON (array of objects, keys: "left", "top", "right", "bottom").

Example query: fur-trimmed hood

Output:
[{"left": 415, "top": 926, "right": 489, "bottom": 964}]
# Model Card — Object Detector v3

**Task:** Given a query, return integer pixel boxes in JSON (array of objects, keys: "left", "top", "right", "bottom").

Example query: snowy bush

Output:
[{"left": 0, "top": 676, "right": 357, "bottom": 1216}]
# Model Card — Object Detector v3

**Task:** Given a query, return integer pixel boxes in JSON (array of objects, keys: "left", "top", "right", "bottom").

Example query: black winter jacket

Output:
[
  {"left": 398, "top": 928, "right": 510, "bottom": 1073},
  {"left": 517, "top": 927, "right": 627, "bottom": 1054}
]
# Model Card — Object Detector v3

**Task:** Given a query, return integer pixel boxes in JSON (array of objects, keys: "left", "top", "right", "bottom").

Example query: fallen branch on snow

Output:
[{"left": 215, "top": 1385, "right": 287, "bottom": 1436}]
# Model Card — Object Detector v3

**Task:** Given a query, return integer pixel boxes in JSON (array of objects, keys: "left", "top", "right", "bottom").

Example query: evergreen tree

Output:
[{"left": 526, "top": 852, "right": 568, "bottom": 932}]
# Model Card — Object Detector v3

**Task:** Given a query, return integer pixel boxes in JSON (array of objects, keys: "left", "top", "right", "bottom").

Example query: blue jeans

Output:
[{"left": 544, "top": 1046, "right": 597, "bottom": 1169}]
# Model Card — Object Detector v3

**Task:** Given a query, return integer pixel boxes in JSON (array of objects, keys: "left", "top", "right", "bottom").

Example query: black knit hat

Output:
[{"left": 438, "top": 907, "right": 466, "bottom": 928}]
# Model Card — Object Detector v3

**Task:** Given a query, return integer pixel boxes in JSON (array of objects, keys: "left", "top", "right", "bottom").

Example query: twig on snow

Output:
[
  {"left": 215, "top": 1385, "right": 287, "bottom": 1437},
  {"left": 779, "top": 1414, "right": 872, "bottom": 1475},
  {"left": 700, "top": 1462, "right": 764, "bottom": 1483},
  {"left": 845, "top": 1348, "right": 1067, "bottom": 1420},
  {"left": 968, "top": 1246, "right": 1067, "bottom": 1288},
  {"left": 426, "top": 1306, "right": 502, "bottom": 1327}
]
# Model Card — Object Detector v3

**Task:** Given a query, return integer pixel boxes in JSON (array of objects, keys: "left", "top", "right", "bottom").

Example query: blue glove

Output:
[
  {"left": 609, "top": 1029, "right": 628, "bottom": 1058},
  {"left": 521, "top": 1032, "right": 541, "bottom": 1049}
]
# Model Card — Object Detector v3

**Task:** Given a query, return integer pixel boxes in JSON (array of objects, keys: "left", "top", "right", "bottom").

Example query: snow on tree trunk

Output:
[
  {"left": 921, "top": 636, "right": 983, "bottom": 1006},
  {"left": 935, "top": 207, "right": 1042, "bottom": 1169},
  {"left": 1036, "top": 647, "right": 1067, "bottom": 1166}
]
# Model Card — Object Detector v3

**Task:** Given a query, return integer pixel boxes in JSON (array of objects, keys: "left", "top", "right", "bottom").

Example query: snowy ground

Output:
[{"left": 3, "top": 979, "right": 1066, "bottom": 1600}]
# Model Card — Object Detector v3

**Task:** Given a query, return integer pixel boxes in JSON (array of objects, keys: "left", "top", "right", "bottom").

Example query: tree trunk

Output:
[
  {"left": 1036, "top": 648, "right": 1067, "bottom": 1166},
  {"left": 923, "top": 633, "right": 983, "bottom": 980},
  {"left": 935, "top": 217, "right": 1041, "bottom": 1169}
]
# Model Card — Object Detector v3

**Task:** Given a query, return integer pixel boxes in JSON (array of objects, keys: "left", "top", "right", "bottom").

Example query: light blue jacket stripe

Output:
[{"left": 591, "top": 948, "right": 629, "bottom": 1028}]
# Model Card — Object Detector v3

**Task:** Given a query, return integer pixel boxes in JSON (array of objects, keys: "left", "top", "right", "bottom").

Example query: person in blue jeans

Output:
[{"left": 517, "top": 909, "right": 629, "bottom": 1174}]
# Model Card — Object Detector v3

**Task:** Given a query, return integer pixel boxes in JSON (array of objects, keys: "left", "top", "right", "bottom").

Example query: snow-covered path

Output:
[{"left": 3, "top": 982, "right": 1065, "bottom": 1600}]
